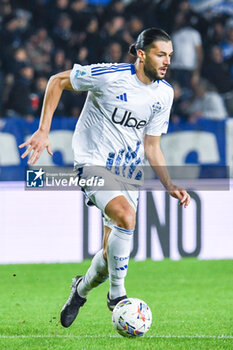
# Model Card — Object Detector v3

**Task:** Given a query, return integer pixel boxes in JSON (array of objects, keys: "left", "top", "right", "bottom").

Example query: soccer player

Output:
[{"left": 19, "top": 28, "right": 190, "bottom": 327}]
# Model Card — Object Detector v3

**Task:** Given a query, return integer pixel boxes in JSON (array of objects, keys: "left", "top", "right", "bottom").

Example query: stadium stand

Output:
[{"left": 0, "top": 0, "right": 233, "bottom": 121}]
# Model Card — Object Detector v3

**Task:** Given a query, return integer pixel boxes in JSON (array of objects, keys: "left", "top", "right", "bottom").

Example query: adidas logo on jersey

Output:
[{"left": 116, "top": 93, "right": 127, "bottom": 102}]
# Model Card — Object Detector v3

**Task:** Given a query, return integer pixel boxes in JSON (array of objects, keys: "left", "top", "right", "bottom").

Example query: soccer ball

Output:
[{"left": 112, "top": 298, "right": 152, "bottom": 337}]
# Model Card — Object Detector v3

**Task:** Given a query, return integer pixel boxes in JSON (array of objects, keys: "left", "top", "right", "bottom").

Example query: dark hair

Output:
[{"left": 129, "top": 27, "right": 171, "bottom": 57}]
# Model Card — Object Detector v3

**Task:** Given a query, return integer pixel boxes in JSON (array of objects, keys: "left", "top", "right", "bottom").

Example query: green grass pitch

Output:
[{"left": 0, "top": 259, "right": 232, "bottom": 350}]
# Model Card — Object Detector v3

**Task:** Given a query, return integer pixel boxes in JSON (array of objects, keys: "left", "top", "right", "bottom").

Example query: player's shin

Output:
[
  {"left": 107, "top": 225, "right": 134, "bottom": 299},
  {"left": 77, "top": 249, "right": 108, "bottom": 298}
]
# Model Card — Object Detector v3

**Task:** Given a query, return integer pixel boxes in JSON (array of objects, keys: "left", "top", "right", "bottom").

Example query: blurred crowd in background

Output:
[{"left": 0, "top": 0, "right": 233, "bottom": 122}]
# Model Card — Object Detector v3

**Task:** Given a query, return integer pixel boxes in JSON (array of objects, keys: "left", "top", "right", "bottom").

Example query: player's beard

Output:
[{"left": 143, "top": 62, "right": 166, "bottom": 82}]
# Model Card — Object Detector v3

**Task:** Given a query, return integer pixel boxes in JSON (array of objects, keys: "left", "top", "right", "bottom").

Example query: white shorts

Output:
[{"left": 77, "top": 166, "right": 139, "bottom": 229}]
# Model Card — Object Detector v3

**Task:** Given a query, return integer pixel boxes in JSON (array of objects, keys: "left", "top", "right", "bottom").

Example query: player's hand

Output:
[
  {"left": 19, "top": 129, "right": 53, "bottom": 165},
  {"left": 168, "top": 184, "right": 190, "bottom": 208}
]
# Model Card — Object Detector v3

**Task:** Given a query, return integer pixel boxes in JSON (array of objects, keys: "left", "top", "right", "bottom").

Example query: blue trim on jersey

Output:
[
  {"left": 91, "top": 64, "right": 131, "bottom": 75},
  {"left": 161, "top": 79, "right": 173, "bottom": 89},
  {"left": 91, "top": 65, "right": 131, "bottom": 73},
  {"left": 91, "top": 63, "right": 131, "bottom": 73},
  {"left": 92, "top": 67, "right": 132, "bottom": 76},
  {"left": 131, "top": 64, "right": 136, "bottom": 75},
  {"left": 113, "top": 225, "right": 134, "bottom": 234}
]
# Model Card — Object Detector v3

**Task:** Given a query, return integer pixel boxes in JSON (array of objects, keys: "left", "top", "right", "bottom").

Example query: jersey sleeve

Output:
[
  {"left": 70, "top": 64, "right": 94, "bottom": 91},
  {"left": 145, "top": 86, "right": 174, "bottom": 136},
  {"left": 70, "top": 63, "right": 115, "bottom": 92}
]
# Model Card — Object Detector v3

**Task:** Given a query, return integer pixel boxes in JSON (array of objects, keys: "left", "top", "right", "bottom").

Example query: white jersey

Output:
[{"left": 70, "top": 63, "right": 174, "bottom": 183}]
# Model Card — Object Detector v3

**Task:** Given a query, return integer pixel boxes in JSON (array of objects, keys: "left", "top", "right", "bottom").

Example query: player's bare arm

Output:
[
  {"left": 144, "top": 134, "right": 190, "bottom": 208},
  {"left": 19, "top": 70, "right": 74, "bottom": 165}
]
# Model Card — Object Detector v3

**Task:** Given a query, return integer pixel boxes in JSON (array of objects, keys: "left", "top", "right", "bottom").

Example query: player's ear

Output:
[{"left": 137, "top": 49, "right": 146, "bottom": 63}]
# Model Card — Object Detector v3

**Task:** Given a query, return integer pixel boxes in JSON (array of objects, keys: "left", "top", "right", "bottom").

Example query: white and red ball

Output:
[{"left": 112, "top": 298, "right": 152, "bottom": 337}]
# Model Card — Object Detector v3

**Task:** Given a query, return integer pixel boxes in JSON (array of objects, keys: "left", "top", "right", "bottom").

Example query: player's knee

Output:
[
  {"left": 105, "top": 196, "right": 136, "bottom": 230},
  {"left": 115, "top": 207, "right": 135, "bottom": 230}
]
